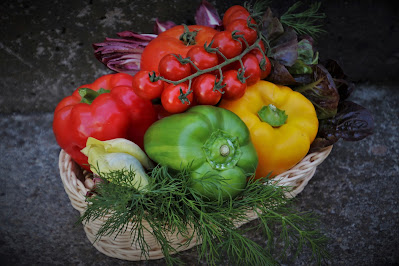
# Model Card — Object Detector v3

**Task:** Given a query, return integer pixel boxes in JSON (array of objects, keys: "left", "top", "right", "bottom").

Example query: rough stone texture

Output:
[
  {"left": 0, "top": 0, "right": 398, "bottom": 113},
  {"left": 0, "top": 0, "right": 398, "bottom": 265}
]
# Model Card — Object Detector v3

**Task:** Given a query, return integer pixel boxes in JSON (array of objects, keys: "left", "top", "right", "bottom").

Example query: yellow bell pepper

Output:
[{"left": 219, "top": 80, "right": 318, "bottom": 179}]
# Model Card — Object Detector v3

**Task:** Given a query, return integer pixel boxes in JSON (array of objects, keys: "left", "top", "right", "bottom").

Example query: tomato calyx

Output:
[
  {"left": 172, "top": 54, "right": 193, "bottom": 66},
  {"left": 246, "top": 16, "right": 258, "bottom": 31},
  {"left": 213, "top": 79, "right": 226, "bottom": 94},
  {"left": 149, "top": 15, "right": 272, "bottom": 111},
  {"left": 236, "top": 68, "right": 250, "bottom": 84},
  {"left": 179, "top": 24, "right": 199, "bottom": 46},
  {"left": 178, "top": 81, "right": 193, "bottom": 104},
  {"left": 231, "top": 30, "right": 249, "bottom": 48},
  {"left": 148, "top": 71, "right": 160, "bottom": 82},
  {"left": 157, "top": 36, "right": 265, "bottom": 104}
]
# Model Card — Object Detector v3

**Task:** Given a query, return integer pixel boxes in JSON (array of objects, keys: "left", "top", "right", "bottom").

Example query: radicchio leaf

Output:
[
  {"left": 260, "top": 7, "right": 284, "bottom": 41},
  {"left": 324, "top": 59, "right": 355, "bottom": 101},
  {"left": 93, "top": 31, "right": 156, "bottom": 75},
  {"left": 269, "top": 27, "right": 298, "bottom": 67},
  {"left": 194, "top": 0, "right": 222, "bottom": 30},
  {"left": 310, "top": 101, "right": 374, "bottom": 152},
  {"left": 153, "top": 18, "right": 177, "bottom": 34},
  {"left": 295, "top": 64, "right": 340, "bottom": 119},
  {"left": 267, "top": 59, "right": 298, "bottom": 85}
]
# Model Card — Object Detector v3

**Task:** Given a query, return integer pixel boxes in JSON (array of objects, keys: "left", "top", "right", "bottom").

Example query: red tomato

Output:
[
  {"left": 225, "top": 18, "right": 258, "bottom": 46},
  {"left": 153, "top": 104, "right": 173, "bottom": 120},
  {"left": 222, "top": 5, "right": 250, "bottom": 26},
  {"left": 186, "top": 46, "right": 219, "bottom": 72},
  {"left": 131, "top": 70, "right": 164, "bottom": 100},
  {"left": 221, "top": 69, "right": 247, "bottom": 100},
  {"left": 249, "top": 41, "right": 272, "bottom": 79},
  {"left": 161, "top": 82, "right": 193, "bottom": 113},
  {"left": 158, "top": 54, "right": 192, "bottom": 81},
  {"left": 236, "top": 53, "right": 261, "bottom": 86},
  {"left": 211, "top": 31, "right": 242, "bottom": 59},
  {"left": 192, "top": 74, "right": 222, "bottom": 105},
  {"left": 141, "top": 25, "right": 218, "bottom": 72}
]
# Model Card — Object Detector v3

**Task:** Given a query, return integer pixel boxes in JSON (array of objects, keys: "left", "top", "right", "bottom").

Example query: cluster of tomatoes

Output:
[{"left": 132, "top": 5, "right": 271, "bottom": 114}]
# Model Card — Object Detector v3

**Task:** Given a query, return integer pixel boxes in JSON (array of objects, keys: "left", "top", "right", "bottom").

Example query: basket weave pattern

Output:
[{"left": 59, "top": 146, "right": 332, "bottom": 261}]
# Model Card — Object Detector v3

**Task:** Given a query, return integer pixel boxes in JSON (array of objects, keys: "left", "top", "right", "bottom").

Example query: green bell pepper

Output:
[{"left": 144, "top": 105, "right": 258, "bottom": 200}]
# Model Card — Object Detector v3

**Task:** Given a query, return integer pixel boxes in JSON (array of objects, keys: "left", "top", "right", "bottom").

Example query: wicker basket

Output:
[{"left": 58, "top": 146, "right": 333, "bottom": 261}]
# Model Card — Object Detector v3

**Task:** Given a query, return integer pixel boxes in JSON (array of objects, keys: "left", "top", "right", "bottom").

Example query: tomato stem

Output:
[
  {"left": 158, "top": 30, "right": 269, "bottom": 102},
  {"left": 158, "top": 37, "right": 262, "bottom": 85}
]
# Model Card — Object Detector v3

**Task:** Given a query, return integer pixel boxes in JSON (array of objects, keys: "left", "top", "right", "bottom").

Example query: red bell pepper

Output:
[{"left": 53, "top": 73, "right": 157, "bottom": 170}]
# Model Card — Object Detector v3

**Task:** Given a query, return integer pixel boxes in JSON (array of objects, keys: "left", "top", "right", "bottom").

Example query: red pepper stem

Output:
[{"left": 79, "top": 88, "right": 110, "bottom": 104}]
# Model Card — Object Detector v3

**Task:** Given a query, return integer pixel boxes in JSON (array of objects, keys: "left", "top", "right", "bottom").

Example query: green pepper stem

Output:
[
  {"left": 220, "top": 144, "right": 230, "bottom": 157},
  {"left": 257, "top": 104, "right": 288, "bottom": 127}
]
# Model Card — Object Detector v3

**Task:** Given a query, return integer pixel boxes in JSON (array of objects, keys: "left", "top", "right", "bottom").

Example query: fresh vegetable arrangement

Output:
[{"left": 54, "top": 1, "right": 374, "bottom": 265}]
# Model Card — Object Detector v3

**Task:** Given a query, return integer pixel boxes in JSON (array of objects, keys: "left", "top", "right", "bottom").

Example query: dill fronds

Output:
[
  {"left": 79, "top": 166, "right": 329, "bottom": 265},
  {"left": 280, "top": 1, "right": 326, "bottom": 37}
]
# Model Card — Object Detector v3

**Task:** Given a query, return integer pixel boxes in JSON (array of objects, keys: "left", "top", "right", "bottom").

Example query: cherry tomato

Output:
[
  {"left": 249, "top": 41, "right": 272, "bottom": 79},
  {"left": 221, "top": 69, "right": 247, "bottom": 100},
  {"left": 153, "top": 104, "right": 173, "bottom": 120},
  {"left": 141, "top": 25, "right": 218, "bottom": 72},
  {"left": 158, "top": 54, "right": 192, "bottom": 81},
  {"left": 222, "top": 5, "right": 250, "bottom": 26},
  {"left": 225, "top": 18, "right": 258, "bottom": 46},
  {"left": 192, "top": 74, "right": 222, "bottom": 105},
  {"left": 186, "top": 46, "right": 219, "bottom": 72},
  {"left": 131, "top": 70, "right": 164, "bottom": 100},
  {"left": 237, "top": 53, "right": 261, "bottom": 86},
  {"left": 211, "top": 31, "right": 242, "bottom": 59},
  {"left": 161, "top": 82, "right": 193, "bottom": 113}
]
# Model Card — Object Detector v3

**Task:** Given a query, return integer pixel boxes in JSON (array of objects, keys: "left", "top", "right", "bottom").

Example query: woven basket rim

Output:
[{"left": 58, "top": 145, "right": 333, "bottom": 261}]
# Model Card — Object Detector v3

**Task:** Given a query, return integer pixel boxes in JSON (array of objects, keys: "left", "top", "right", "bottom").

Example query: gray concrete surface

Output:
[{"left": 1, "top": 0, "right": 398, "bottom": 265}]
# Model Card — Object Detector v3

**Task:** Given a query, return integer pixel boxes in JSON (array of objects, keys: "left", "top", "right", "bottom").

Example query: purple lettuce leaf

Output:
[
  {"left": 93, "top": 31, "right": 156, "bottom": 75},
  {"left": 269, "top": 26, "right": 298, "bottom": 67},
  {"left": 324, "top": 59, "right": 355, "bottom": 102},
  {"left": 310, "top": 101, "right": 374, "bottom": 152},
  {"left": 295, "top": 64, "right": 340, "bottom": 119},
  {"left": 194, "top": 0, "right": 222, "bottom": 30},
  {"left": 267, "top": 59, "right": 298, "bottom": 85},
  {"left": 260, "top": 7, "right": 284, "bottom": 41}
]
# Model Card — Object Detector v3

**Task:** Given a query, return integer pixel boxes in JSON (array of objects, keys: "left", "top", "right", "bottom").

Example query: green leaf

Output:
[
  {"left": 288, "top": 60, "right": 313, "bottom": 75},
  {"left": 297, "top": 39, "right": 315, "bottom": 64}
]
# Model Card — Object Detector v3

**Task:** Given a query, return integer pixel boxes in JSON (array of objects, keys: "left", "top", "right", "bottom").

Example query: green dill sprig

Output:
[
  {"left": 79, "top": 165, "right": 329, "bottom": 265},
  {"left": 280, "top": 1, "right": 326, "bottom": 37},
  {"left": 244, "top": 0, "right": 272, "bottom": 25}
]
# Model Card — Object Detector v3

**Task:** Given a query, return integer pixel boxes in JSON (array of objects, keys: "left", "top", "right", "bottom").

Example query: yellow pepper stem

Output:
[{"left": 257, "top": 104, "right": 288, "bottom": 127}]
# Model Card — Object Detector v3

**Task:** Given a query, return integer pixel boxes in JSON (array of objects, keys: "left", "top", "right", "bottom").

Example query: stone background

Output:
[{"left": 1, "top": 0, "right": 398, "bottom": 265}]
